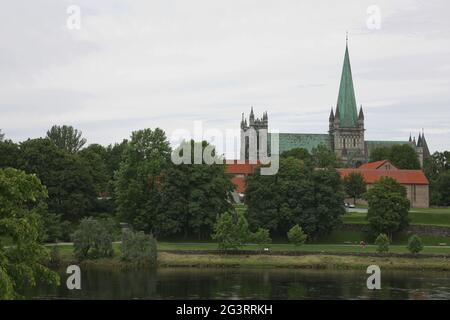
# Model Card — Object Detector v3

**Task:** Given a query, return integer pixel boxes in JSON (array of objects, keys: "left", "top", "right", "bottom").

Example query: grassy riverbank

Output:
[
  {"left": 51, "top": 242, "right": 450, "bottom": 271},
  {"left": 157, "top": 252, "right": 450, "bottom": 271}
]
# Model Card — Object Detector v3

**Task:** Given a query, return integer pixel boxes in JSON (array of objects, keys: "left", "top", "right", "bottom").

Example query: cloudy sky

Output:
[{"left": 1, "top": 0, "right": 450, "bottom": 157}]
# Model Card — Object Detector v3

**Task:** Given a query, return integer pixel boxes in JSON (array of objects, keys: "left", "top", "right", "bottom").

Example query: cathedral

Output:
[{"left": 240, "top": 40, "right": 430, "bottom": 167}]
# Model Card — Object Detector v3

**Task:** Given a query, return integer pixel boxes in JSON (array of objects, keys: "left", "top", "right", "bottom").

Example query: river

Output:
[{"left": 25, "top": 267, "right": 450, "bottom": 300}]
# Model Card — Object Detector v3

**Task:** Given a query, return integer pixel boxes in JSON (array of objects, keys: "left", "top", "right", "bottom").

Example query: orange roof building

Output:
[{"left": 338, "top": 160, "right": 429, "bottom": 208}]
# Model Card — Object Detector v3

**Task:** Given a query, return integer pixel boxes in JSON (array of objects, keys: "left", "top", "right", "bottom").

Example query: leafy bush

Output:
[
  {"left": 251, "top": 228, "right": 272, "bottom": 250},
  {"left": 407, "top": 234, "right": 424, "bottom": 254},
  {"left": 72, "top": 218, "right": 114, "bottom": 261},
  {"left": 121, "top": 229, "right": 157, "bottom": 265},
  {"left": 212, "top": 211, "right": 250, "bottom": 251},
  {"left": 375, "top": 233, "right": 390, "bottom": 253},
  {"left": 49, "top": 245, "right": 62, "bottom": 267},
  {"left": 287, "top": 225, "right": 307, "bottom": 246}
]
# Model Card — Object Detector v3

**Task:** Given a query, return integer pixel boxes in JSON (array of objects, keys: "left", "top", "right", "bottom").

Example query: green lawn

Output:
[
  {"left": 343, "top": 207, "right": 450, "bottom": 227},
  {"left": 51, "top": 242, "right": 450, "bottom": 259}
]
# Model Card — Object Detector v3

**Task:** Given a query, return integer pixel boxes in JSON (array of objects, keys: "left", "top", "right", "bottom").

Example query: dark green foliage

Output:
[
  {"left": 160, "top": 140, "right": 234, "bottom": 239},
  {"left": 121, "top": 229, "right": 157, "bottom": 265},
  {"left": 72, "top": 218, "right": 115, "bottom": 261},
  {"left": 79, "top": 144, "right": 109, "bottom": 195},
  {"left": 281, "top": 148, "right": 312, "bottom": 166},
  {"left": 424, "top": 151, "right": 450, "bottom": 206},
  {"left": 0, "top": 140, "right": 20, "bottom": 168},
  {"left": 407, "top": 235, "right": 423, "bottom": 254},
  {"left": 212, "top": 211, "right": 250, "bottom": 251},
  {"left": 0, "top": 168, "right": 60, "bottom": 299},
  {"left": 432, "top": 173, "right": 450, "bottom": 206},
  {"left": 46, "top": 125, "right": 86, "bottom": 154},
  {"left": 366, "top": 177, "right": 410, "bottom": 238},
  {"left": 114, "top": 128, "right": 171, "bottom": 234},
  {"left": 370, "top": 144, "right": 420, "bottom": 169},
  {"left": 18, "top": 138, "right": 96, "bottom": 221},
  {"left": 246, "top": 157, "right": 345, "bottom": 240},
  {"left": 287, "top": 225, "right": 307, "bottom": 246},
  {"left": 343, "top": 172, "right": 366, "bottom": 204},
  {"left": 49, "top": 245, "right": 62, "bottom": 267},
  {"left": 369, "top": 146, "right": 391, "bottom": 163},
  {"left": 375, "top": 233, "right": 390, "bottom": 253},
  {"left": 251, "top": 228, "right": 272, "bottom": 250},
  {"left": 311, "top": 144, "right": 342, "bottom": 168}
]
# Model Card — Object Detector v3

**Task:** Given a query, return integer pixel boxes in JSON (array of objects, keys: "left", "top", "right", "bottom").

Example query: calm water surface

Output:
[{"left": 27, "top": 267, "right": 450, "bottom": 300}]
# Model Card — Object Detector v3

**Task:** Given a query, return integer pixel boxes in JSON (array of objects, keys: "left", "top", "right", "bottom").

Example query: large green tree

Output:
[
  {"left": 161, "top": 140, "right": 234, "bottom": 239},
  {"left": 0, "top": 139, "right": 20, "bottom": 169},
  {"left": 79, "top": 144, "right": 109, "bottom": 195},
  {"left": 424, "top": 151, "right": 450, "bottom": 205},
  {"left": 365, "top": 176, "right": 410, "bottom": 239},
  {"left": 18, "top": 138, "right": 96, "bottom": 221},
  {"left": 46, "top": 125, "right": 87, "bottom": 154},
  {"left": 114, "top": 128, "right": 171, "bottom": 233},
  {"left": 311, "top": 144, "right": 342, "bottom": 168},
  {"left": 245, "top": 157, "right": 345, "bottom": 239},
  {"left": 343, "top": 172, "right": 367, "bottom": 204},
  {"left": 370, "top": 144, "right": 420, "bottom": 169},
  {"left": 212, "top": 211, "right": 250, "bottom": 251},
  {"left": 0, "top": 168, "right": 59, "bottom": 299}
]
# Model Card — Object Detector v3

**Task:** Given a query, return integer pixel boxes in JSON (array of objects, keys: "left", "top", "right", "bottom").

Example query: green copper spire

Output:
[{"left": 336, "top": 39, "right": 358, "bottom": 128}]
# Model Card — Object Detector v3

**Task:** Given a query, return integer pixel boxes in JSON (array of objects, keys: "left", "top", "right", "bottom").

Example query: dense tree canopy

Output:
[
  {"left": 311, "top": 144, "right": 342, "bottom": 168},
  {"left": 46, "top": 125, "right": 87, "bottom": 154},
  {"left": 0, "top": 139, "right": 20, "bottom": 169},
  {"left": 370, "top": 144, "right": 420, "bottom": 169},
  {"left": 343, "top": 172, "right": 367, "bottom": 204},
  {"left": 0, "top": 168, "right": 59, "bottom": 299},
  {"left": 424, "top": 151, "right": 450, "bottom": 206},
  {"left": 114, "top": 128, "right": 171, "bottom": 233},
  {"left": 281, "top": 148, "right": 313, "bottom": 166},
  {"left": 79, "top": 144, "right": 109, "bottom": 195},
  {"left": 161, "top": 140, "right": 234, "bottom": 239},
  {"left": 365, "top": 176, "right": 410, "bottom": 239},
  {"left": 245, "top": 157, "right": 345, "bottom": 239},
  {"left": 18, "top": 138, "right": 96, "bottom": 221}
]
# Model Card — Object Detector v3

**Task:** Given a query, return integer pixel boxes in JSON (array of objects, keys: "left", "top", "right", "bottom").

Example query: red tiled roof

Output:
[
  {"left": 225, "top": 160, "right": 259, "bottom": 174},
  {"left": 230, "top": 176, "right": 246, "bottom": 193},
  {"left": 358, "top": 160, "right": 392, "bottom": 170},
  {"left": 338, "top": 168, "right": 429, "bottom": 185}
]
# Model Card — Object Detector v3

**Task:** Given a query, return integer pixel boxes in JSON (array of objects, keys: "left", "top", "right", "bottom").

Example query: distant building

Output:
[
  {"left": 226, "top": 159, "right": 430, "bottom": 208},
  {"left": 338, "top": 160, "right": 429, "bottom": 208},
  {"left": 240, "top": 38, "right": 430, "bottom": 167}
]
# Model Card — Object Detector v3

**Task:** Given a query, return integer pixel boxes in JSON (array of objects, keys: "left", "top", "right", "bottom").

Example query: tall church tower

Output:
[
  {"left": 329, "top": 38, "right": 366, "bottom": 167},
  {"left": 240, "top": 107, "right": 268, "bottom": 161}
]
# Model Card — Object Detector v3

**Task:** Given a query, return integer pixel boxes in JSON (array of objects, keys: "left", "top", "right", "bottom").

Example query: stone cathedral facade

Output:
[{"left": 240, "top": 41, "right": 430, "bottom": 167}]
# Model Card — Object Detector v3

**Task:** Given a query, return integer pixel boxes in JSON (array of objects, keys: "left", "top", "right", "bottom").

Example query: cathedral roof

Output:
[
  {"left": 268, "top": 133, "right": 330, "bottom": 154},
  {"left": 336, "top": 41, "right": 358, "bottom": 128}
]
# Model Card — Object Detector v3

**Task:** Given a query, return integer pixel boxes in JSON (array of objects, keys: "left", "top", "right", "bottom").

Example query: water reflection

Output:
[{"left": 26, "top": 267, "right": 450, "bottom": 300}]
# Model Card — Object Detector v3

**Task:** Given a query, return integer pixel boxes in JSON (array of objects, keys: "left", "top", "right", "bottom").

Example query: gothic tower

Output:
[
  {"left": 329, "top": 38, "right": 366, "bottom": 167},
  {"left": 240, "top": 107, "right": 268, "bottom": 161}
]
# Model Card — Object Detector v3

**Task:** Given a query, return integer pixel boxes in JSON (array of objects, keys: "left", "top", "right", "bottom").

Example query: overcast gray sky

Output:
[{"left": 1, "top": 0, "right": 450, "bottom": 157}]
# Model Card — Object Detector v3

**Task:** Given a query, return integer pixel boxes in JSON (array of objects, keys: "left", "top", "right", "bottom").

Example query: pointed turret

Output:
[
  {"left": 329, "top": 108, "right": 335, "bottom": 122},
  {"left": 241, "top": 113, "right": 245, "bottom": 129},
  {"left": 421, "top": 130, "right": 430, "bottom": 159},
  {"left": 358, "top": 105, "right": 364, "bottom": 120},
  {"left": 249, "top": 107, "right": 255, "bottom": 125},
  {"left": 417, "top": 133, "right": 423, "bottom": 147},
  {"left": 335, "top": 106, "right": 340, "bottom": 122},
  {"left": 409, "top": 133, "right": 412, "bottom": 143},
  {"left": 336, "top": 38, "right": 358, "bottom": 128}
]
